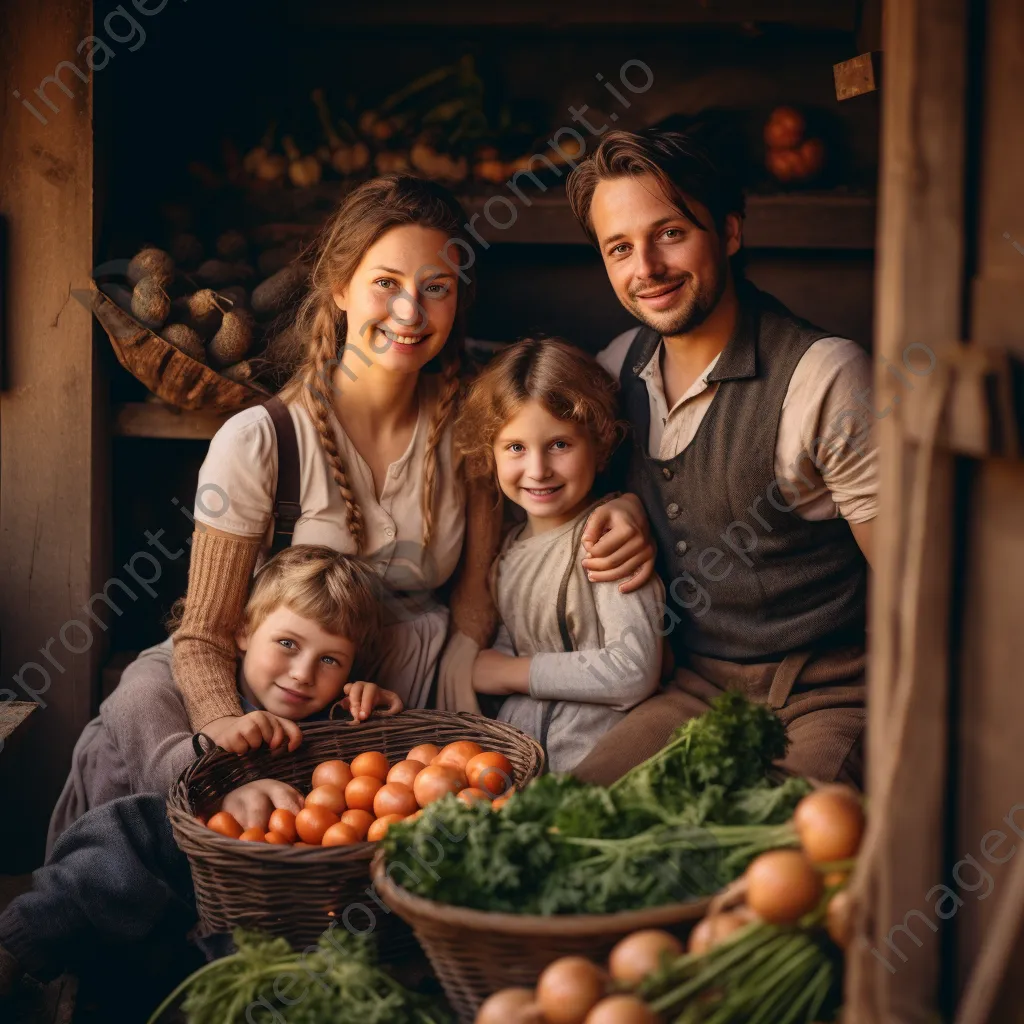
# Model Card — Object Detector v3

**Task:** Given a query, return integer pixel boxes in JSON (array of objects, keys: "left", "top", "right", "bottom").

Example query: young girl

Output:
[
  {"left": 46, "top": 545, "right": 401, "bottom": 854},
  {"left": 456, "top": 339, "right": 666, "bottom": 772}
]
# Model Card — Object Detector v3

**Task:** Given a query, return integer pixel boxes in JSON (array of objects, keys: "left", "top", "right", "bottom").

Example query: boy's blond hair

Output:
[{"left": 241, "top": 545, "right": 384, "bottom": 670}]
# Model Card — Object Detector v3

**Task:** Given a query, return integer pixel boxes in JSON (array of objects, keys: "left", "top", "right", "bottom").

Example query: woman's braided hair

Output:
[{"left": 279, "top": 175, "right": 477, "bottom": 551}]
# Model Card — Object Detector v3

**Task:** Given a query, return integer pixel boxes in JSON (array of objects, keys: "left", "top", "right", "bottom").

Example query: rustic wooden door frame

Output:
[
  {"left": 846, "top": 0, "right": 969, "bottom": 1017},
  {"left": 0, "top": 0, "right": 108, "bottom": 870}
]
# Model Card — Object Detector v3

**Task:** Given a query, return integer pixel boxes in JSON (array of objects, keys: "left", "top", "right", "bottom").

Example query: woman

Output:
[{"left": 172, "top": 175, "right": 655, "bottom": 748}]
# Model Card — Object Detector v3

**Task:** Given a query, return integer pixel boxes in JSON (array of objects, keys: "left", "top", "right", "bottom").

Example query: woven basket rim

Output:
[
  {"left": 167, "top": 712, "right": 545, "bottom": 865},
  {"left": 369, "top": 851, "right": 710, "bottom": 935}
]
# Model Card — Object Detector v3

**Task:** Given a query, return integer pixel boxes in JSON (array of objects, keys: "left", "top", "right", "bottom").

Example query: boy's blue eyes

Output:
[{"left": 275, "top": 639, "right": 339, "bottom": 666}]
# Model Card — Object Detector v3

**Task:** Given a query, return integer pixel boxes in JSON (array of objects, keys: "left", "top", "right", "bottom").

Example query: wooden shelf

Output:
[
  {"left": 112, "top": 402, "right": 232, "bottom": 440},
  {"left": 461, "top": 192, "right": 876, "bottom": 248}
]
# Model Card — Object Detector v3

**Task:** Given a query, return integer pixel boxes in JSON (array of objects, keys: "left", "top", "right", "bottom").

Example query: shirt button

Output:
[
  {"left": 675, "top": 539, "right": 688, "bottom": 556},
  {"left": 666, "top": 502, "right": 680, "bottom": 519},
  {"left": 385, "top": 527, "right": 395, "bottom": 538},
  {"left": 661, "top": 467, "right": 673, "bottom": 481}
]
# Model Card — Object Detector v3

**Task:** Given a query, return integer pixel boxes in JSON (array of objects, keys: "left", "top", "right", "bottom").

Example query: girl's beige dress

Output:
[{"left": 193, "top": 376, "right": 466, "bottom": 709}]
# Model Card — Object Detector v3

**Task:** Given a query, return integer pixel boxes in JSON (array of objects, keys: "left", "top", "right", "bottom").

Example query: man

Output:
[{"left": 567, "top": 130, "right": 875, "bottom": 787}]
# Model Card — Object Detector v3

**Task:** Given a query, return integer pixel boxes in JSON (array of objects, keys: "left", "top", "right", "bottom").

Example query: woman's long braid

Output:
[
  {"left": 306, "top": 303, "right": 366, "bottom": 551},
  {"left": 421, "top": 349, "right": 462, "bottom": 549}
]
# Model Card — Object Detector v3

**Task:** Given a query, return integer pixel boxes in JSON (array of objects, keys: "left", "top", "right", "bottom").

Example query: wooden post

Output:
[
  {"left": 0, "top": 0, "right": 106, "bottom": 869},
  {"left": 845, "top": 0, "right": 968, "bottom": 1017}
]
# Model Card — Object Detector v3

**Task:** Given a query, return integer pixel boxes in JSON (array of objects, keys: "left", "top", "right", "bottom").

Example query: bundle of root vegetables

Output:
[
  {"left": 103, "top": 239, "right": 310, "bottom": 391},
  {"left": 200, "top": 739, "right": 516, "bottom": 848},
  {"left": 475, "top": 785, "right": 864, "bottom": 1024}
]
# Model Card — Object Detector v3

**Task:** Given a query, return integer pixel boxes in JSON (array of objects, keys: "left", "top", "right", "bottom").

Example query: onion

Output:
[
  {"left": 746, "top": 850, "right": 823, "bottom": 924},
  {"left": 687, "top": 911, "right": 751, "bottom": 955},
  {"left": 608, "top": 930, "right": 683, "bottom": 984},
  {"left": 826, "top": 889, "right": 853, "bottom": 949},
  {"left": 536, "top": 957, "right": 607, "bottom": 1024},
  {"left": 583, "top": 995, "right": 657, "bottom": 1024},
  {"left": 793, "top": 787, "right": 865, "bottom": 863},
  {"left": 413, "top": 764, "right": 466, "bottom": 807},
  {"left": 475, "top": 987, "right": 543, "bottom": 1024}
]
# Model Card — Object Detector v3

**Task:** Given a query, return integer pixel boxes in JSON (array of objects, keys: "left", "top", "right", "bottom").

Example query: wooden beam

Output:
[
  {"left": 845, "top": 0, "right": 968, "bottom": 1017},
  {"left": 0, "top": 0, "right": 103, "bottom": 870}
]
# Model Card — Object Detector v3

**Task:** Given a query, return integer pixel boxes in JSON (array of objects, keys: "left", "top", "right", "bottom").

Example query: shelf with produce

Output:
[{"left": 247, "top": 189, "right": 877, "bottom": 250}]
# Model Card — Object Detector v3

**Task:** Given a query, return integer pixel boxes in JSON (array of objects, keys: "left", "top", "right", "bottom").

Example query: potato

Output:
[
  {"left": 160, "top": 323, "right": 207, "bottom": 363},
  {"left": 131, "top": 276, "right": 171, "bottom": 330},
  {"left": 215, "top": 229, "right": 248, "bottom": 262},
  {"left": 251, "top": 262, "right": 308, "bottom": 319},
  {"left": 183, "top": 289, "right": 224, "bottom": 338},
  {"left": 195, "top": 259, "right": 254, "bottom": 287},
  {"left": 169, "top": 233, "right": 204, "bottom": 268},
  {"left": 208, "top": 309, "right": 254, "bottom": 368},
  {"left": 127, "top": 247, "right": 174, "bottom": 287}
]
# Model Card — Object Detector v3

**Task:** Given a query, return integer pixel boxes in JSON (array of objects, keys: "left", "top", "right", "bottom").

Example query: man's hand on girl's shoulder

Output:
[
  {"left": 581, "top": 493, "right": 656, "bottom": 593},
  {"left": 202, "top": 712, "right": 303, "bottom": 755}
]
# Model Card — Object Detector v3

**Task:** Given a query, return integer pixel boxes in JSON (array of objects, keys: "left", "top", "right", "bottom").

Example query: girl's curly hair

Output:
[{"left": 455, "top": 337, "right": 625, "bottom": 478}]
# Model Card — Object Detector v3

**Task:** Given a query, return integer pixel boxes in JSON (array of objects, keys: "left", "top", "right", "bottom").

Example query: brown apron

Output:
[{"left": 571, "top": 646, "right": 866, "bottom": 789}]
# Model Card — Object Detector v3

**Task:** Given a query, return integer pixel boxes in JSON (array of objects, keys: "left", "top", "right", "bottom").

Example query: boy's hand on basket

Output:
[
  {"left": 204, "top": 712, "right": 303, "bottom": 755},
  {"left": 341, "top": 682, "right": 403, "bottom": 722},
  {"left": 220, "top": 779, "right": 304, "bottom": 831}
]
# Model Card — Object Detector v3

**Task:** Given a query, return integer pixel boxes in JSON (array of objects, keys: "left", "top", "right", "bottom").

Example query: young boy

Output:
[{"left": 1, "top": 545, "right": 401, "bottom": 1001}]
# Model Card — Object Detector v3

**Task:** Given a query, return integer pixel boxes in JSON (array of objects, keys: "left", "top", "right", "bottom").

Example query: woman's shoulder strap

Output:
[{"left": 262, "top": 396, "right": 301, "bottom": 554}]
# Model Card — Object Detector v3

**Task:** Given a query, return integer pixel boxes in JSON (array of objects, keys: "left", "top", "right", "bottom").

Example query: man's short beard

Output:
[{"left": 629, "top": 259, "right": 729, "bottom": 337}]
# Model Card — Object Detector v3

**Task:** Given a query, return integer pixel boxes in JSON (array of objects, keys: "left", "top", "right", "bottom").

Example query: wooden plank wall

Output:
[{"left": 0, "top": 0, "right": 104, "bottom": 869}]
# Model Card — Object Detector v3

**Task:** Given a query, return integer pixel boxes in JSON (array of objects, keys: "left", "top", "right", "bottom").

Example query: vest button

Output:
[
  {"left": 675, "top": 540, "right": 688, "bottom": 556},
  {"left": 661, "top": 467, "right": 673, "bottom": 480},
  {"left": 666, "top": 502, "right": 680, "bottom": 519}
]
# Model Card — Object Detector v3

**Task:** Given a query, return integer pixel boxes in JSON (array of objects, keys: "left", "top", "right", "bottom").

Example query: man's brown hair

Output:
[{"left": 566, "top": 129, "right": 746, "bottom": 247}]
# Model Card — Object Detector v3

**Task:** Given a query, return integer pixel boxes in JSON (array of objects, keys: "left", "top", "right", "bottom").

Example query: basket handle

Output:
[{"left": 191, "top": 732, "right": 219, "bottom": 759}]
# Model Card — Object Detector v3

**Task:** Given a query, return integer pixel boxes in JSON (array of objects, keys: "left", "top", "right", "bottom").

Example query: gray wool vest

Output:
[{"left": 620, "top": 285, "right": 867, "bottom": 663}]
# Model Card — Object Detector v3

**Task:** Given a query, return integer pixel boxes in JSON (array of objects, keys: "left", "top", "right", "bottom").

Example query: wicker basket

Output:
[
  {"left": 166, "top": 712, "right": 544, "bottom": 953},
  {"left": 90, "top": 282, "right": 267, "bottom": 412},
  {"left": 370, "top": 856, "right": 710, "bottom": 1021}
]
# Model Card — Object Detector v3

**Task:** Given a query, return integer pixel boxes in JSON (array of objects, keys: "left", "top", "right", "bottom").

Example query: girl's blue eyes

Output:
[{"left": 374, "top": 278, "right": 449, "bottom": 296}]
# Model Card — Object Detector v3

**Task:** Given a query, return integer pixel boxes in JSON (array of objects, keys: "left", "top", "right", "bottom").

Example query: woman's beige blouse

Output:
[{"left": 192, "top": 376, "right": 466, "bottom": 708}]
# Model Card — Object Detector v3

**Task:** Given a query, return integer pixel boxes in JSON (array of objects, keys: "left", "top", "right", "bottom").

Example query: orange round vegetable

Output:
[
  {"left": 367, "top": 814, "right": 405, "bottom": 841},
  {"left": 413, "top": 764, "right": 466, "bottom": 807},
  {"left": 295, "top": 806, "right": 339, "bottom": 845},
  {"left": 584, "top": 995, "right": 657, "bottom": 1024},
  {"left": 433, "top": 740, "right": 484, "bottom": 771},
  {"left": 268, "top": 808, "right": 298, "bottom": 843},
  {"left": 306, "top": 784, "right": 347, "bottom": 816},
  {"left": 458, "top": 787, "right": 492, "bottom": 806},
  {"left": 387, "top": 759, "right": 426, "bottom": 789},
  {"left": 346, "top": 775, "right": 384, "bottom": 812},
  {"left": 238, "top": 827, "right": 267, "bottom": 842},
  {"left": 466, "top": 751, "right": 514, "bottom": 796},
  {"left": 322, "top": 821, "right": 361, "bottom": 847},
  {"left": 608, "top": 930, "right": 683, "bottom": 984},
  {"left": 407, "top": 743, "right": 440, "bottom": 764},
  {"left": 687, "top": 911, "right": 751, "bottom": 954},
  {"left": 373, "top": 782, "right": 419, "bottom": 818},
  {"left": 340, "top": 809, "right": 375, "bottom": 841},
  {"left": 826, "top": 889, "right": 853, "bottom": 949},
  {"left": 265, "top": 830, "right": 290, "bottom": 845},
  {"left": 793, "top": 787, "right": 865, "bottom": 863},
  {"left": 475, "top": 987, "right": 542, "bottom": 1024},
  {"left": 207, "top": 811, "right": 243, "bottom": 839},
  {"left": 766, "top": 146, "right": 801, "bottom": 183},
  {"left": 746, "top": 850, "right": 823, "bottom": 924},
  {"left": 312, "top": 759, "right": 353, "bottom": 791},
  {"left": 764, "top": 106, "right": 806, "bottom": 149},
  {"left": 536, "top": 957, "right": 607, "bottom": 1024},
  {"left": 351, "top": 750, "right": 389, "bottom": 781}
]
